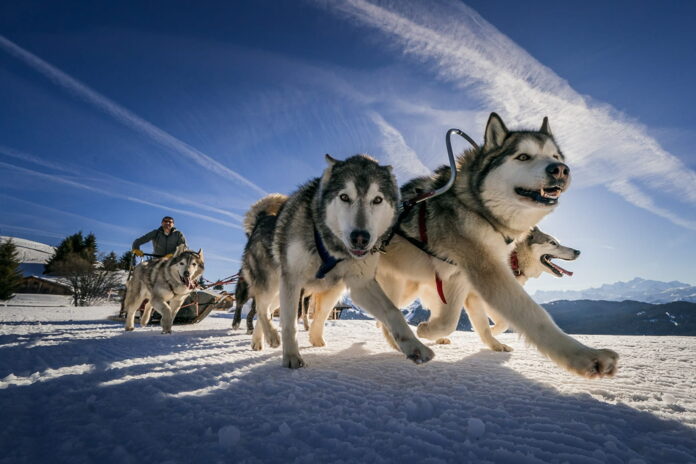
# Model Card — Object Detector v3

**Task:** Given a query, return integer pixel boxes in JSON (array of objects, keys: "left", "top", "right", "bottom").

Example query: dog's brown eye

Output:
[
  {"left": 516, "top": 153, "right": 531, "bottom": 161},
  {"left": 550, "top": 241, "right": 558, "bottom": 246},
  {"left": 373, "top": 196, "right": 383, "bottom": 205},
  {"left": 339, "top": 194, "right": 350, "bottom": 202}
]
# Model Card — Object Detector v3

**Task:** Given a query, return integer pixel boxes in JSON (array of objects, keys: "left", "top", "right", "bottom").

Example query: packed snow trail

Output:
[{"left": 0, "top": 303, "right": 695, "bottom": 463}]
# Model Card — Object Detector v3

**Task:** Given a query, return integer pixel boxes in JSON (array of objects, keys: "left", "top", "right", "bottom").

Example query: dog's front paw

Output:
[
  {"left": 416, "top": 321, "right": 443, "bottom": 340},
  {"left": 251, "top": 340, "right": 263, "bottom": 351},
  {"left": 406, "top": 344, "right": 435, "bottom": 364},
  {"left": 266, "top": 330, "right": 281, "bottom": 348},
  {"left": 436, "top": 337, "right": 451, "bottom": 345},
  {"left": 568, "top": 348, "right": 619, "bottom": 378},
  {"left": 246, "top": 328, "right": 254, "bottom": 335},
  {"left": 489, "top": 340, "right": 513, "bottom": 352},
  {"left": 231, "top": 321, "right": 240, "bottom": 330},
  {"left": 309, "top": 333, "right": 325, "bottom": 347},
  {"left": 282, "top": 353, "right": 305, "bottom": 369},
  {"left": 125, "top": 327, "right": 134, "bottom": 332}
]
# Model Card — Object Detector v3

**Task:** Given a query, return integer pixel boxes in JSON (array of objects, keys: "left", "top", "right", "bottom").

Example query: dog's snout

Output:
[
  {"left": 183, "top": 270, "right": 190, "bottom": 278},
  {"left": 573, "top": 249, "right": 581, "bottom": 257},
  {"left": 350, "top": 229, "right": 371, "bottom": 249},
  {"left": 546, "top": 162, "right": 570, "bottom": 180}
]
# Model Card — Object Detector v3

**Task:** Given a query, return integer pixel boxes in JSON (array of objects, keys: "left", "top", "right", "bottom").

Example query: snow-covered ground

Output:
[{"left": 1, "top": 301, "right": 695, "bottom": 464}]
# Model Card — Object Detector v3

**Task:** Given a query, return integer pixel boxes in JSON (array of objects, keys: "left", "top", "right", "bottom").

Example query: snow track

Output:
[{"left": 0, "top": 304, "right": 694, "bottom": 463}]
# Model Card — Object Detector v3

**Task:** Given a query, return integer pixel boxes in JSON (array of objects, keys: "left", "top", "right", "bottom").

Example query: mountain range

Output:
[{"left": 532, "top": 277, "right": 696, "bottom": 304}]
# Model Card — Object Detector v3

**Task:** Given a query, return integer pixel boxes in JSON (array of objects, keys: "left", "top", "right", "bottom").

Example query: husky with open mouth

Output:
[
  {"left": 377, "top": 113, "right": 618, "bottom": 378},
  {"left": 243, "top": 154, "right": 434, "bottom": 368},
  {"left": 123, "top": 244, "right": 204, "bottom": 334}
]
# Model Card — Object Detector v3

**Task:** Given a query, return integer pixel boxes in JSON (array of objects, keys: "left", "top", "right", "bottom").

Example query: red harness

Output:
[
  {"left": 418, "top": 204, "right": 448, "bottom": 304},
  {"left": 510, "top": 251, "right": 522, "bottom": 277}
]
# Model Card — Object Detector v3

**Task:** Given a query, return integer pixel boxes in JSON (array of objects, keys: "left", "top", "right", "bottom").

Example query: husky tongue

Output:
[{"left": 549, "top": 259, "right": 573, "bottom": 276}]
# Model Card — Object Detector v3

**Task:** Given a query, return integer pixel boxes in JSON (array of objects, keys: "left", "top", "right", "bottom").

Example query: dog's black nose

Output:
[
  {"left": 574, "top": 249, "right": 581, "bottom": 257},
  {"left": 184, "top": 270, "right": 190, "bottom": 278},
  {"left": 546, "top": 162, "right": 570, "bottom": 180},
  {"left": 350, "top": 230, "right": 371, "bottom": 249}
]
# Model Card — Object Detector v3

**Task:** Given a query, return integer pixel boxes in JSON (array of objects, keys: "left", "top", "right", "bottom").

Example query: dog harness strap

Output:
[
  {"left": 314, "top": 225, "right": 343, "bottom": 279},
  {"left": 510, "top": 251, "right": 522, "bottom": 277},
  {"left": 435, "top": 274, "right": 447, "bottom": 304}
]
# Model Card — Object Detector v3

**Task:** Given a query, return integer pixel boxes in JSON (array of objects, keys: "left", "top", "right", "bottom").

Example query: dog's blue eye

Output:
[
  {"left": 373, "top": 196, "right": 383, "bottom": 205},
  {"left": 339, "top": 194, "right": 350, "bottom": 202},
  {"left": 516, "top": 153, "right": 531, "bottom": 161}
]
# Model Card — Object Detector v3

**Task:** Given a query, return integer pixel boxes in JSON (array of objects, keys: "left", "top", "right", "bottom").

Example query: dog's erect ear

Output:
[
  {"left": 540, "top": 117, "right": 552, "bottom": 136},
  {"left": 174, "top": 243, "right": 187, "bottom": 257},
  {"left": 483, "top": 112, "right": 508, "bottom": 151},
  {"left": 197, "top": 248, "right": 204, "bottom": 260},
  {"left": 325, "top": 153, "right": 339, "bottom": 166}
]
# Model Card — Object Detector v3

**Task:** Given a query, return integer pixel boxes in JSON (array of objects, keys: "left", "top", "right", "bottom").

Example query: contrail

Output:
[
  {"left": 0, "top": 145, "right": 245, "bottom": 223},
  {"left": 320, "top": 0, "right": 696, "bottom": 229},
  {"left": 0, "top": 35, "right": 267, "bottom": 196},
  {"left": 368, "top": 112, "right": 431, "bottom": 181},
  {"left": 0, "top": 161, "right": 244, "bottom": 230}
]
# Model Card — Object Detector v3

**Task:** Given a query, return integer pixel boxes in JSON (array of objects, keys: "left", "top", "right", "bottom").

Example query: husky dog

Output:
[
  {"left": 123, "top": 244, "right": 204, "bottom": 334},
  {"left": 437, "top": 227, "right": 581, "bottom": 347},
  {"left": 232, "top": 274, "right": 256, "bottom": 334},
  {"left": 377, "top": 113, "right": 618, "bottom": 378},
  {"left": 246, "top": 154, "right": 434, "bottom": 368}
]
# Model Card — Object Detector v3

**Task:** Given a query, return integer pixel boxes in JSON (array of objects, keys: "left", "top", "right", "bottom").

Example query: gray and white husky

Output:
[
  {"left": 243, "top": 154, "right": 434, "bottom": 368},
  {"left": 377, "top": 113, "right": 618, "bottom": 378},
  {"left": 123, "top": 244, "right": 204, "bottom": 334},
  {"left": 446, "top": 227, "right": 581, "bottom": 349}
]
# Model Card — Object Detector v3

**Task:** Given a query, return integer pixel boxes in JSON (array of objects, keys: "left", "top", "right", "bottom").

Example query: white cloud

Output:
[
  {"left": 0, "top": 35, "right": 267, "bottom": 197},
  {"left": 0, "top": 161, "right": 244, "bottom": 230},
  {"left": 0, "top": 145, "right": 245, "bottom": 223},
  {"left": 319, "top": 0, "right": 696, "bottom": 228},
  {"left": 368, "top": 112, "right": 431, "bottom": 181}
]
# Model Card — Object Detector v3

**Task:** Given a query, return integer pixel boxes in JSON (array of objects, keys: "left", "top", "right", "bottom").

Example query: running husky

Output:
[
  {"left": 377, "top": 113, "right": 618, "bottom": 378},
  {"left": 245, "top": 154, "right": 434, "bottom": 368},
  {"left": 123, "top": 244, "right": 204, "bottom": 334},
  {"left": 436, "top": 227, "right": 581, "bottom": 348}
]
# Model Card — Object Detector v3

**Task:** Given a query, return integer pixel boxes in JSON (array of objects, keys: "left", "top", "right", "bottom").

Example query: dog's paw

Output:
[
  {"left": 125, "top": 326, "right": 134, "bottom": 332},
  {"left": 251, "top": 340, "right": 263, "bottom": 351},
  {"left": 246, "top": 329, "right": 254, "bottom": 335},
  {"left": 161, "top": 329, "right": 172, "bottom": 334},
  {"left": 436, "top": 337, "right": 451, "bottom": 345},
  {"left": 568, "top": 348, "right": 619, "bottom": 378},
  {"left": 266, "top": 330, "right": 281, "bottom": 348},
  {"left": 309, "top": 333, "right": 326, "bottom": 347},
  {"left": 416, "top": 321, "right": 443, "bottom": 340},
  {"left": 231, "top": 322, "right": 240, "bottom": 330},
  {"left": 489, "top": 340, "right": 513, "bottom": 352},
  {"left": 405, "top": 344, "right": 435, "bottom": 365},
  {"left": 282, "top": 353, "right": 305, "bottom": 369}
]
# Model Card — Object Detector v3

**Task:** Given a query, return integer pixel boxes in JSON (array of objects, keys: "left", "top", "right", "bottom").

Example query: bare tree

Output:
[{"left": 53, "top": 253, "right": 121, "bottom": 307}]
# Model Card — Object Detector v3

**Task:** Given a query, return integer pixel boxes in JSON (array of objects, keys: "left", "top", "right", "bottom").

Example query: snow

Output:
[
  {"left": 0, "top": 235, "right": 55, "bottom": 264},
  {"left": 1, "top": 298, "right": 695, "bottom": 463}
]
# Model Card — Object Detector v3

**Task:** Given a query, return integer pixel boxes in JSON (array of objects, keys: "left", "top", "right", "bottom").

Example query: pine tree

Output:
[
  {"left": 0, "top": 239, "right": 24, "bottom": 300},
  {"left": 118, "top": 250, "right": 134, "bottom": 271},
  {"left": 102, "top": 252, "right": 119, "bottom": 271},
  {"left": 45, "top": 232, "right": 98, "bottom": 274}
]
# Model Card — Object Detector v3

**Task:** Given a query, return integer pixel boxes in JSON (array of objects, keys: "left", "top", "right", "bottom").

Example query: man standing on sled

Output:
[{"left": 132, "top": 216, "right": 187, "bottom": 258}]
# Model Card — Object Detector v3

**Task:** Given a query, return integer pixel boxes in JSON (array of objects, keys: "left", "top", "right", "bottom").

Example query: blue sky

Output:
[{"left": 1, "top": 0, "right": 694, "bottom": 294}]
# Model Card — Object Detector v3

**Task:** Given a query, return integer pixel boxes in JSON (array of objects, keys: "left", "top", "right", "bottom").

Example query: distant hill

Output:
[
  {"left": 404, "top": 299, "right": 696, "bottom": 336},
  {"left": 0, "top": 236, "right": 55, "bottom": 277},
  {"left": 532, "top": 277, "right": 696, "bottom": 304}
]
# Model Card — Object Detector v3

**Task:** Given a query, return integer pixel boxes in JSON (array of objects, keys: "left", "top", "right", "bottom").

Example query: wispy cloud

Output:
[
  {"left": 368, "top": 112, "right": 430, "bottom": 181},
  {"left": 0, "top": 35, "right": 267, "bottom": 197},
  {"left": 0, "top": 161, "right": 244, "bottom": 230},
  {"left": 0, "top": 193, "right": 138, "bottom": 236},
  {"left": 319, "top": 0, "right": 696, "bottom": 229},
  {"left": 0, "top": 145, "right": 245, "bottom": 223}
]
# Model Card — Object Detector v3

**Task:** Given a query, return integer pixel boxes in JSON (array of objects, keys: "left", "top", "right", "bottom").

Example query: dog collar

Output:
[
  {"left": 510, "top": 251, "right": 523, "bottom": 277},
  {"left": 313, "top": 225, "right": 343, "bottom": 279}
]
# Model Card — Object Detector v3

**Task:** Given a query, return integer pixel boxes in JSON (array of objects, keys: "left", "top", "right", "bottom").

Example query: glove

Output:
[
  {"left": 164, "top": 253, "right": 173, "bottom": 259},
  {"left": 132, "top": 249, "right": 144, "bottom": 257}
]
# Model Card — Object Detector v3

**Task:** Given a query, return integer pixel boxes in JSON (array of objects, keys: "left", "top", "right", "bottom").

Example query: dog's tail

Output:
[{"left": 243, "top": 193, "right": 288, "bottom": 236}]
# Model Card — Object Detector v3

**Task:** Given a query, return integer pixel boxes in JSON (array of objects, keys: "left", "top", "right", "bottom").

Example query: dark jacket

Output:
[{"left": 132, "top": 227, "right": 187, "bottom": 256}]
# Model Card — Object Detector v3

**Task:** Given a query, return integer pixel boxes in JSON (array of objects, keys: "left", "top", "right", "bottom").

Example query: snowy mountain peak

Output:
[
  {"left": 532, "top": 277, "right": 696, "bottom": 304},
  {"left": 0, "top": 236, "right": 55, "bottom": 264}
]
